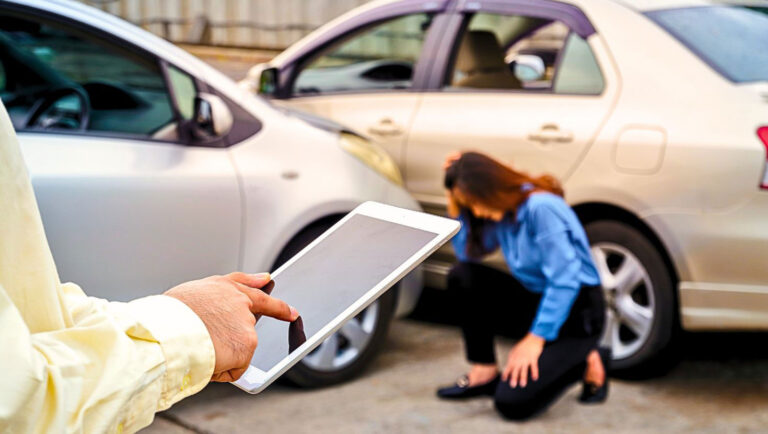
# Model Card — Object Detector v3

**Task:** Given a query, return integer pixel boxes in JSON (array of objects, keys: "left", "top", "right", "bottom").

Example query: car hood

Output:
[{"left": 270, "top": 103, "right": 362, "bottom": 137}]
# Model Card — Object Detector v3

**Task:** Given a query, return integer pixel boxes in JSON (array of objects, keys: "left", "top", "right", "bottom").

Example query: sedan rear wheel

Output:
[
  {"left": 585, "top": 220, "right": 678, "bottom": 377},
  {"left": 592, "top": 243, "right": 655, "bottom": 360}
]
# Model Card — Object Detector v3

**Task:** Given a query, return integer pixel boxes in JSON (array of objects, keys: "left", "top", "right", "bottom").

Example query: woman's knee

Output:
[{"left": 493, "top": 394, "right": 542, "bottom": 421}]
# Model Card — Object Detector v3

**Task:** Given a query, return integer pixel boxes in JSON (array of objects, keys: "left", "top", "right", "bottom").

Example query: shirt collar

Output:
[{"left": 514, "top": 196, "right": 531, "bottom": 224}]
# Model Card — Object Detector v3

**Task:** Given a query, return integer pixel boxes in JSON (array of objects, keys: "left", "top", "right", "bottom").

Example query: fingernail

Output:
[
  {"left": 290, "top": 306, "right": 299, "bottom": 320},
  {"left": 253, "top": 272, "right": 270, "bottom": 280}
]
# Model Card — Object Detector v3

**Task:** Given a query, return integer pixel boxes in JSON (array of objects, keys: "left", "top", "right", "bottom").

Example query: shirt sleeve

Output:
[
  {"left": 451, "top": 211, "right": 499, "bottom": 262},
  {"left": 528, "top": 203, "right": 582, "bottom": 341},
  {"left": 0, "top": 283, "right": 216, "bottom": 434}
]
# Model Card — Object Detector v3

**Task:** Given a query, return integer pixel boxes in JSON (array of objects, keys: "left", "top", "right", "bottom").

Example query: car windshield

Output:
[{"left": 646, "top": 6, "right": 768, "bottom": 83}]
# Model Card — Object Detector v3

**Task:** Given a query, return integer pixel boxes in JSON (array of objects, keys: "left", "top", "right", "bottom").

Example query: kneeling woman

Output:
[{"left": 437, "top": 152, "right": 609, "bottom": 420}]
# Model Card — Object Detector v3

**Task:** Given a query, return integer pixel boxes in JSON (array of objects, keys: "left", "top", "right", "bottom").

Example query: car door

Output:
[
  {"left": 0, "top": 7, "right": 242, "bottom": 301},
  {"left": 405, "top": 0, "right": 618, "bottom": 204},
  {"left": 274, "top": 1, "right": 451, "bottom": 168}
]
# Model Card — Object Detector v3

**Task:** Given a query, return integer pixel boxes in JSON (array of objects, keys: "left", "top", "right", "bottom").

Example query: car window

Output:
[
  {"left": 0, "top": 12, "right": 177, "bottom": 137},
  {"left": 293, "top": 13, "right": 433, "bottom": 96},
  {"left": 647, "top": 6, "right": 768, "bottom": 83},
  {"left": 445, "top": 12, "right": 604, "bottom": 94},
  {"left": 167, "top": 64, "right": 197, "bottom": 120},
  {"left": 553, "top": 33, "right": 604, "bottom": 94}
]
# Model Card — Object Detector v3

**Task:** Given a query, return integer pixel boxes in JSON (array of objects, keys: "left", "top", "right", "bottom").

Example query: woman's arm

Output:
[{"left": 528, "top": 205, "right": 582, "bottom": 341}]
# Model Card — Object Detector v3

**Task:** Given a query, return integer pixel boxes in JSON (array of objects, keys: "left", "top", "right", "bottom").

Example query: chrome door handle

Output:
[
  {"left": 367, "top": 118, "right": 404, "bottom": 137},
  {"left": 528, "top": 124, "right": 573, "bottom": 144}
]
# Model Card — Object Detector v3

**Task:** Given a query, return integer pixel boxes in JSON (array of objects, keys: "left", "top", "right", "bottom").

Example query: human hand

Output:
[
  {"left": 502, "top": 333, "right": 545, "bottom": 388},
  {"left": 443, "top": 151, "right": 462, "bottom": 170},
  {"left": 165, "top": 272, "right": 298, "bottom": 382}
]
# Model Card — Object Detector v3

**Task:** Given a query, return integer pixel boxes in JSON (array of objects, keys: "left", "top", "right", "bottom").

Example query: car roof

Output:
[
  {"left": 328, "top": 0, "right": 766, "bottom": 12},
  {"left": 614, "top": 0, "right": 768, "bottom": 11}
]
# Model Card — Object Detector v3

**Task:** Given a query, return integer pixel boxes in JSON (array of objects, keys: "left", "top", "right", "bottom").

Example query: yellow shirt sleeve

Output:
[{"left": 0, "top": 283, "right": 215, "bottom": 434}]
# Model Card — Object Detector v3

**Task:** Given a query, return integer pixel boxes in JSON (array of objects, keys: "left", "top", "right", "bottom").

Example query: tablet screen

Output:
[{"left": 250, "top": 214, "right": 438, "bottom": 372}]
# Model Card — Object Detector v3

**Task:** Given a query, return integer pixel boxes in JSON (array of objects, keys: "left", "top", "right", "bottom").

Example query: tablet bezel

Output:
[{"left": 232, "top": 201, "right": 460, "bottom": 393}]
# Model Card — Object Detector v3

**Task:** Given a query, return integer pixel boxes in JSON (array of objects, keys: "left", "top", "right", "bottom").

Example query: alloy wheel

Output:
[
  {"left": 302, "top": 301, "right": 379, "bottom": 372},
  {"left": 591, "top": 243, "right": 655, "bottom": 360}
]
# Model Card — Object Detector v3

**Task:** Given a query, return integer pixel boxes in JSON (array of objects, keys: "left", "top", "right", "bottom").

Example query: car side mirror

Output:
[
  {"left": 512, "top": 54, "right": 546, "bottom": 82},
  {"left": 243, "top": 63, "right": 279, "bottom": 96},
  {"left": 192, "top": 92, "right": 233, "bottom": 139}
]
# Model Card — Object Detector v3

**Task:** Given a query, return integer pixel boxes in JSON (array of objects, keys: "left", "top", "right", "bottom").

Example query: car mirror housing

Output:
[
  {"left": 258, "top": 66, "right": 279, "bottom": 96},
  {"left": 191, "top": 92, "right": 233, "bottom": 139},
  {"left": 512, "top": 54, "right": 546, "bottom": 82}
]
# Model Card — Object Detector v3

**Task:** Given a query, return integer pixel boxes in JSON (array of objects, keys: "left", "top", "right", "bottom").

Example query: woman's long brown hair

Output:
[{"left": 444, "top": 152, "right": 564, "bottom": 258}]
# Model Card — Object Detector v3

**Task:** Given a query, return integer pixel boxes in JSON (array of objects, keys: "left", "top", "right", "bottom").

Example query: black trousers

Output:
[{"left": 447, "top": 262, "right": 605, "bottom": 420}]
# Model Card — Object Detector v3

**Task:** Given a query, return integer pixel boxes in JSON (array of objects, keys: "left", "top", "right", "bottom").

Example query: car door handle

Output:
[
  {"left": 367, "top": 118, "right": 404, "bottom": 137},
  {"left": 528, "top": 124, "right": 573, "bottom": 144}
]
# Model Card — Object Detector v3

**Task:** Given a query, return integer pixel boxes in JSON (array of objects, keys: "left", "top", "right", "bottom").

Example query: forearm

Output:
[{"left": 1, "top": 284, "right": 215, "bottom": 434}]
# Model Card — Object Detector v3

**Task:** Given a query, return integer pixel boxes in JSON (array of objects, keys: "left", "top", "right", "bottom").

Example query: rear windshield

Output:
[{"left": 646, "top": 6, "right": 768, "bottom": 83}]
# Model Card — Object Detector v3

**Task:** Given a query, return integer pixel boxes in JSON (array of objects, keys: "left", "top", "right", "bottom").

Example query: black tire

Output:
[
  {"left": 585, "top": 220, "right": 679, "bottom": 377},
  {"left": 273, "top": 218, "right": 397, "bottom": 388}
]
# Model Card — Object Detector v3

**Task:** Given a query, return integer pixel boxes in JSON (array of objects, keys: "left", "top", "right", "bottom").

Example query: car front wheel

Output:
[
  {"left": 273, "top": 217, "right": 396, "bottom": 388},
  {"left": 585, "top": 220, "right": 677, "bottom": 376}
]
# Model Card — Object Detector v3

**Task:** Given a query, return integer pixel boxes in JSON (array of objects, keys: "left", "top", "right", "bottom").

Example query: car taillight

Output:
[{"left": 760, "top": 127, "right": 768, "bottom": 189}]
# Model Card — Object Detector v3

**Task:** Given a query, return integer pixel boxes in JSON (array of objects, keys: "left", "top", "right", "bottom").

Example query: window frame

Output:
[
  {"left": 429, "top": 0, "right": 607, "bottom": 97},
  {"left": 286, "top": 12, "right": 442, "bottom": 99},
  {"left": 0, "top": 3, "right": 197, "bottom": 144},
  {"left": 273, "top": 0, "right": 452, "bottom": 99}
]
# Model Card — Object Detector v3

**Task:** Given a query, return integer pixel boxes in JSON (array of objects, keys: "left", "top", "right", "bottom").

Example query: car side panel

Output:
[{"left": 21, "top": 133, "right": 242, "bottom": 301}]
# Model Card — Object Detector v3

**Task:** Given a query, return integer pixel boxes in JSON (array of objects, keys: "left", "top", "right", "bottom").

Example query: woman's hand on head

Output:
[
  {"left": 502, "top": 333, "right": 545, "bottom": 388},
  {"left": 443, "top": 151, "right": 462, "bottom": 170}
]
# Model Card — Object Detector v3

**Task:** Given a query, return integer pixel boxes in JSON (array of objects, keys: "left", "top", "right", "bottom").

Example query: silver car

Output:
[{"left": 2, "top": 0, "right": 423, "bottom": 387}]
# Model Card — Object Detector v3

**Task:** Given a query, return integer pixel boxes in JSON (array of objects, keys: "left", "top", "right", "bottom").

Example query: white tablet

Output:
[{"left": 232, "top": 201, "right": 460, "bottom": 393}]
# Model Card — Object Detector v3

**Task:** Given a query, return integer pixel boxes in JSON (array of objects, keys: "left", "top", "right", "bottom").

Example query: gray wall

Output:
[{"left": 78, "top": 0, "right": 372, "bottom": 49}]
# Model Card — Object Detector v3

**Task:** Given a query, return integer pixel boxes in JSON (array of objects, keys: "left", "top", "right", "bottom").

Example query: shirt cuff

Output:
[
  {"left": 530, "top": 321, "right": 558, "bottom": 341},
  {"left": 123, "top": 295, "right": 216, "bottom": 410}
]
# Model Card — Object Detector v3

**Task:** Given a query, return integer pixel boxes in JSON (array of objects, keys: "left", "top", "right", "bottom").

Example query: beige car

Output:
[{"left": 241, "top": 0, "right": 768, "bottom": 374}]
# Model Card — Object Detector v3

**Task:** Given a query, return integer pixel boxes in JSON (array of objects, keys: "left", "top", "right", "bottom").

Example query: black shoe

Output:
[
  {"left": 437, "top": 374, "right": 500, "bottom": 400},
  {"left": 579, "top": 347, "right": 611, "bottom": 404}
]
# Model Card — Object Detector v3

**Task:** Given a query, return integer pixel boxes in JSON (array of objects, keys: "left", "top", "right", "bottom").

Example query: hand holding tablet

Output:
[{"left": 232, "top": 202, "right": 460, "bottom": 393}]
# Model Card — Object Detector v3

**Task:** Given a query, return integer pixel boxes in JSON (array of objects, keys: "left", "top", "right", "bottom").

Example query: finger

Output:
[
  {"left": 510, "top": 364, "right": 521, "bottom": 388},
  {"left": 259, "top": 280, "right": 275, "bottom": 295},
  {"left": 236, "top": 283, "right": 298, "bottom": 321},
  {"left": 520, "top": 362, "right": 529, "bottom": 388},
  {"left": 228, "top": 272, "right": 271, "bottom": 289},
  {"left": 501, "top": 364, "right": 511, "bottom": 382},
  {"left": 531, "top": 360, "right": 539, "bottom": 382},
  {"left": 251, "top": 280, "right": 276, "bottom": 323},
  {"left": 211, "top": 367, "right": 247, "bottom": 383}
]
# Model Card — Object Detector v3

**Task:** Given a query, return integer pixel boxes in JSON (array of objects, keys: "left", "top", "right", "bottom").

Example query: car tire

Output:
[
  {"left": 585, "top": 220, "right": 678, "bottom": 377},
  {"left": 272, "top": 217, "right": 397, "bottom": 388}
]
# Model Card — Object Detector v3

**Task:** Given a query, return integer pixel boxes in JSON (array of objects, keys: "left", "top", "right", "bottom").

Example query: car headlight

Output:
[{"left": 339, "top": 132, "right": 403, "bottom": 186}]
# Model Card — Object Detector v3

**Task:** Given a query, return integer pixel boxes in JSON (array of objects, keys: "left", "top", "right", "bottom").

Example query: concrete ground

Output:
[
  {"left": 141, "top": 315, "right": 768, "bottom": 433},
  {"left": 140, "top": 48, "right": 768, "bottom": 434}
]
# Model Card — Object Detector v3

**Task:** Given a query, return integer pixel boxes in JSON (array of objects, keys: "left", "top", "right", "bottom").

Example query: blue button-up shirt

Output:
[{"left": 452, "top": 192, "right": 601, "bottom": 341}]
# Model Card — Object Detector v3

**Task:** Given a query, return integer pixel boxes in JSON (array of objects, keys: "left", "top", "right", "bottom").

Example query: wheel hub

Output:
[{"left": 591, "top": 243, "right": 655, "bottom": 361}]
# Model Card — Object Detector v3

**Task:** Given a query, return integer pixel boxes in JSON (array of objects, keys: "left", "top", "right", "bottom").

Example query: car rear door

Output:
[
  {"left": 272, "top": 0, "right": 451, "bottom": 169},
  {"left": 0, "top": 6, "right": 242, "bottom": 300},
  {"left": 404, "top": 0, "right": 619, "bottom": 205}
]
